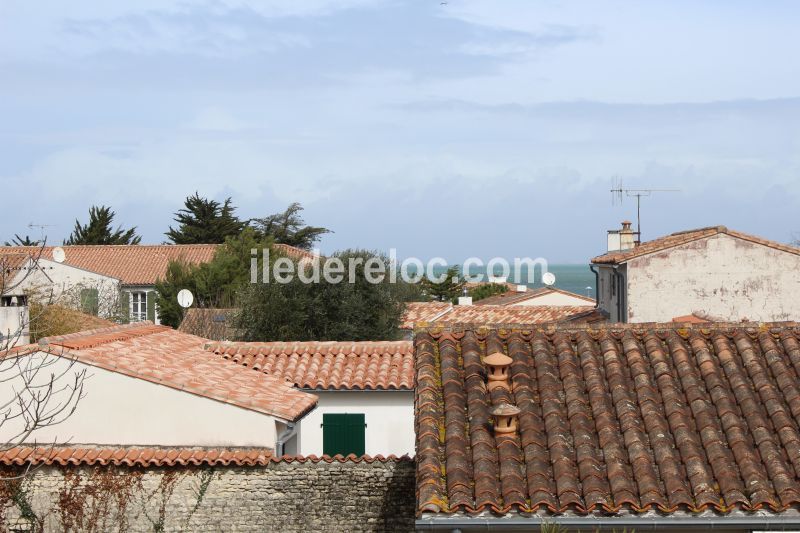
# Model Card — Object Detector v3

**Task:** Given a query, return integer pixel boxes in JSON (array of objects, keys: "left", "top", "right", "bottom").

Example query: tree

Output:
[
  {"left": 235, "top": 249, "right": 409, "bottom": 341},
  {"left": 251, "top": 202, "right": 331, "bottom": 250},
  {"left": 166, "top": 193, "right": 246, "bottom": 244},
  {"left": 64, "top": 206, "right": 141, "bottom": 245},
  {"left": 420, "top": 266, "right": 466, "bottom": 302},
  {"left": 155, "top": 228, "right": 268, "bottom": 327},
  {"left": 469, "top": 282, "right": 509, "bottom": 302},
  {"left": 4, "top": 234, "right": 40, "bottom": 246}
]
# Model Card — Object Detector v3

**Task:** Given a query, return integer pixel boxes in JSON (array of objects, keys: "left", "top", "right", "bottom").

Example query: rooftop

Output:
[
  {"left": 592, "top": 225, "right": 800, "bottom": 265},
  {"left": 401, "top": 302, "right": 602, "bottom": 329},
  {"left": 18, "top": 322, "right": 317, "bottom": 421},
  {"left": 416, "top": 321, "right": 800, "bottom": 520},
  {"left": 206, "top": 340, "right": 414, "bottom": 390},
  {"left": 475, "top": 286, "right": 595, "bottom": 306}
]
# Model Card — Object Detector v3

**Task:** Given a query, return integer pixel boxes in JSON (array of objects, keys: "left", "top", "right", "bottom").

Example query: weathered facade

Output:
[
  {"left": 0, "top": 457, "right": 414, "bottom": 532},
  {"left": 593, "top": 226, "right": 800, "bottom": 323}
]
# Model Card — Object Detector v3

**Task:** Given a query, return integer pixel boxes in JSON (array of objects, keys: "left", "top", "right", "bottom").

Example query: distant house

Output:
[
  {"left": 9, "top": 323, "right": 316, "bottom": 451},
  {"left": 0, "top": 244, "right": 218, "bottom": 324},
  {"left": 416, "top": 321, "right": 800, "bottom": 531},
  {"left": 475, "top": 286, "right": 595, "bottom": 307},
  {"left": 206, "top": 340, "right": 415, "bottom": 457},
  {"left": 592, "top": 224, "right": 800, "bottom": 323}
]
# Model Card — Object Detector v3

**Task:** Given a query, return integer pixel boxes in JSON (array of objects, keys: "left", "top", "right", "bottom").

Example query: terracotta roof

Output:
[
  {"left": 28, "top": 323, "right": 317, "bottom": 421},
  {"left": 178, "top": 308, "right": 239, "bottom": 341},
  {"left": 476, "top": 287, "right": 595, "bottom": 306},
  {"left": 416, "top": 322, "right": 800, "bottom": 519},
  {"left": 592, "top": 225, "right": 800, "bottom": 264},
  {"left": 272, "top": 243, "right": 320, "bottom": 262},
  {"left": 206, "top": 340, "right": 414, "bottom": 390},
  {"left": 401, "top": 302, "right": 453, "bottom": 329},
  {"left": 672, "top": 313, "right": 712, "bottom": 324},
  {"left": 431, "top": 304, "right": 597, "bottom": 326},
  {"left": 0, "top": 446, "right": 273, "bottom": 466},
  {"left": 0, "top": 447, "right": 411, "bottom": 466},
  {"left": 0, "top": 244, "right": 218, "bottom": 285}
]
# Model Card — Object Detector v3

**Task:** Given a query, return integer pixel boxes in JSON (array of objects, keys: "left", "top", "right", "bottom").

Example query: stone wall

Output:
[{"left": 0, "top": 458, "right": 415, "bottom": 532}]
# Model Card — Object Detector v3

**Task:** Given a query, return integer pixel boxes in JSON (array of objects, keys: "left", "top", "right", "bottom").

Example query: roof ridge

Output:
[{"left": 40, "top": 322, "right": 171, "bottom": 350}]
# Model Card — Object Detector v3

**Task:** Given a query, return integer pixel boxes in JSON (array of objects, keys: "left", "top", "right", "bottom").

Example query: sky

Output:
[{"left": 1, "top": 0, "right": 799, "bottom": 263}]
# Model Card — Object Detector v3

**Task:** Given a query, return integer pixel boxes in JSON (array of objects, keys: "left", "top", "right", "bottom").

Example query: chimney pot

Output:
[
  {"left": 484, "top": 352, "right": 512, "bottom": 391},
  {"left": 491, "top": 402, "right": 521, "bottom": 434}
]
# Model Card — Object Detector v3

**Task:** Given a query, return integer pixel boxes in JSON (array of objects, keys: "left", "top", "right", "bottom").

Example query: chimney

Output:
[
  {"left": 491, "top": 402, "right": 521, "bottom": 434},
  {"left": 484, "top": 352, "right": 512, "bottom": 391},
  {"left": 607, "top": 220, "right": 637, "bottom": 252}
]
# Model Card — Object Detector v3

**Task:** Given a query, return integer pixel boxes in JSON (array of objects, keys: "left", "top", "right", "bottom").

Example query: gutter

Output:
[
  {"left": 416, "top": 515, "right": 800, "bottom": 531},
  {"left": 612, "top": 264, "right": 625, "bottom": 323}
]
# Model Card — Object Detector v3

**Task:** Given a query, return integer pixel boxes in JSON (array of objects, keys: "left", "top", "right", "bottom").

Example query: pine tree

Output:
[
  {"left": 64, "top": 206, "right": 141, "bottom": 245},
  {"left": 165, "top": 193, "right": 246, "bottom": 244},
  {"left": 4, "top": 234, "right": 41, "bottom": 246},
  {"left": 251, "top": 202, "right": 331, "bottom": 250}
]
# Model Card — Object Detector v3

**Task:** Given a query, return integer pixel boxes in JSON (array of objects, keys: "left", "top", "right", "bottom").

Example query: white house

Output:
[
  {"left": 474, "top": 286, "right": 595, "bottom": 307},
  {"left": 591, "top": 223, "right": 800, "bottom": 323},
  {"left": 206, "top": 340, "right": 416, "bottom": 457},
  {"left": 2, "top": 323, "right": 316, "bottom": 452}
]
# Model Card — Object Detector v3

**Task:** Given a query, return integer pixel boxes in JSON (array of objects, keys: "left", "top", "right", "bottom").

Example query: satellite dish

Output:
[
  {"left": 177, "top": 289, "right": 194, "bottom": 308},
  {"left": 52, "top": 247, "right": 66, "bottom": 263},
  {"left": 542, "top": 272, "right": 556, "bottom": 286}
]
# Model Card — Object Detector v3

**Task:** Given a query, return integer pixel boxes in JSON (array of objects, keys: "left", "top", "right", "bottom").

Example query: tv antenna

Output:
[
  {"left": 27, "top": 222, "right": 54, "bottom": 242},
  {"left": 610, "top": 178, "right": 679, "bottom": 243}
]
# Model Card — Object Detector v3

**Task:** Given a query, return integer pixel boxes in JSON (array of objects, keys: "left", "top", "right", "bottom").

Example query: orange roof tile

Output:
[
  {"left": 475, "top": 286, "right": 595, "bottom": 306},
  {"left": 429, "top": 304, "right": 597, "bottom": 326},
  {"left": 31, "top": 323, "right": 317, "bottom": 421},
  {"left": 0, "top": 244, "right": 219, "bottom": 285},
  {"left": 400, "top": 302, "right": 453, "bottom": 329},
  {"left": 416, "top": 322, "right": 800, "bottom": 520},
  {"left": 206, "top": 340, "right": 414, "bottom": 390},
  {"left": 272, "top": 243, "right": 320, "bottom": 262},
  {"left": 0, "top": 446, "right": 273, "bottom": 466},
  {"left": 592, "top": 225, "right": 800, "bottom": 264}
]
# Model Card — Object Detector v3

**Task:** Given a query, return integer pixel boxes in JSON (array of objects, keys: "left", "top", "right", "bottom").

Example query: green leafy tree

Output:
[
  {"left": 64, "top": 206, "right": 141, "bottom": 245},
  {"left": 166, "top": 193, "right": 246, "bottom": 244},
  {"left": 469, "top": 282, "right": 510, "bottom": 302},
  {"left": 251, "top": 202, "right": 331, "bottom": 250},
  {"left": 420, "top": 265, "right": 465, "bottom": 302},
  {"left": 4, "top": 234, "right": 41, "bottom": 246},
  {"left": 235, "top": 249, "right": 409, "bottom": 341},
  {"left": 155, "top": 228, "right": 267, "bottom": 327}
]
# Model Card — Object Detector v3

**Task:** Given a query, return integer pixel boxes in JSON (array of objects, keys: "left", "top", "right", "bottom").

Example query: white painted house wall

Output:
[
  {"left": 296, "top": 391, "right": 414, "bottom": 456},
  {"left": 8, "top": 356, "right": 282, "bottom": 447},
  {"left": 625, "top": 233, "right": 800, "bottom": 323},
  {"left": 12, "top": 259, "right": 120, "bottom": 318}
]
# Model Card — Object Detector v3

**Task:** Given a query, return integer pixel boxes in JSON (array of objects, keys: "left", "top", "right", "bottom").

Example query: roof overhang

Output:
[{"left": 417, "top": 511, "right": 800, "bottom": 531}]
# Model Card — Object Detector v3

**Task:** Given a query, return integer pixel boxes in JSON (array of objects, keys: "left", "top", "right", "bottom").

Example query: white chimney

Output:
[
  {"left": 515, "top": 285, "right": 527, "bottom": 292},
  {"left": 457, "top": 296, "right": 473, "bottom": 306},
  {"left": 0, "top": 304, "right": 30, "bottom": 347},
  {"left": 607, "top": 220, "right": 636, "bottom": 252}
]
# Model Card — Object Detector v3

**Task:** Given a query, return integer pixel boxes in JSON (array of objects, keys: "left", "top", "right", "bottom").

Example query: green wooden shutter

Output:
[
  {"left": 119, "top": 291, "right": 130, "bottom": 324},
  {"left": 79, "top": 288, "right": 99, "bottom": 316},
  {"left": 322, "top": 413, "right": 365, "bottom": 456},
  {"left": 146, "top": 291, "right": 156, "bottom": 322}
]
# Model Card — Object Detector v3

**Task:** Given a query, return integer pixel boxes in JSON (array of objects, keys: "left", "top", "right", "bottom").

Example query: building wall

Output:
[
  {"left": 0, "top": 305, "right": 29, "bottom": 346},
  {"left": 12, "top": 357, "right": 281, "bottom": 447},
  {"left": 626, "top": 233, "right": 800, "bottom": 323},
  {"left": 297, "top": 391, "right": 414, "bottom": 456},
  {"left": 0, "top": 459, "right": 415, "bottom": 532},
  {"left": 13, "top": 259, "right": 121, "bottom": 318},
  {"left": 596, "top": 264, "right": 626, "bottom": 323}
]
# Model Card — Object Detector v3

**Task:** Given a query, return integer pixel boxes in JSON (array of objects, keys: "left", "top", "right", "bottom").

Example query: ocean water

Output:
[{"left": 429, "top": 264, "right": 596, "bottom": 299}]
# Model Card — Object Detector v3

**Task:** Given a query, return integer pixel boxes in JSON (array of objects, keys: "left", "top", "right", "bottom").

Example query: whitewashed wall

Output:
[
  {"left": 296, "top": 391, "right": 414, "bottom": 456},
  {"left": 3, "top": 355, "right": 281, "bottom": 447},
  {"left": 626, "top": 233, "right": 800, "bottom": 323},
  {"left": 515, "top": 291, "right": 593, "bottom": 307}
]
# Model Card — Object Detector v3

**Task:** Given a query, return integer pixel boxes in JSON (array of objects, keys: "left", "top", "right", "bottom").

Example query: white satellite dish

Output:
[
  {"left": 52, "top": 247, "right": 66, "bottom": 263},
  {"left": 542, "top": 272, "right": 556, "bottom": 286},
  {"left": 177, "top": 289, "right": 194, "bottom": 308}
]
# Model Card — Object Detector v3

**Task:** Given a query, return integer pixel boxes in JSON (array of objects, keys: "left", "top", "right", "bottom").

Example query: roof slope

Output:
[
  {"left": 0, "top": 446, "right": 273, "bottom": 466},
  {"left": 28, "top": 323, "right": 317, "bottom": 421},
  {"left": 401, "top": 302, "right": 601, "bottom": 329},
  {"left": 400, "top": 302, "right": 453, "bottom": 329},
  {"left": 592, "top": 225, "right": 800, "bottom": 264},
  {"left": 476, "top": 286, "right": 595, "bottom": 306},
  {"left": 206, "top": 340, "right": 414, "bottom": 390},
  {"left": 0, "top": 244, "right": 218, "bottom": 285},
  {"left": 416, "top": 322, "right": 800, "bottom": 518}
]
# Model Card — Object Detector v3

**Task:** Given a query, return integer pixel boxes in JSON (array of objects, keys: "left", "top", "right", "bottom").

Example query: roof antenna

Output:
[
  {"left": 610, "top": 178, "right": 680, "bottom": 243},
  {"left": 27, "top": 222, "right": 53, "bottom": 243}
]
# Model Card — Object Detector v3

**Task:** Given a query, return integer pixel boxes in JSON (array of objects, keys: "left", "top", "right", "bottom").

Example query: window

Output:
[
  {"left": 130, "top": 292, "right": 147, "bottom": 322},
  {"left": 322, "top": 413, "right": 365, "bottom": 456}
]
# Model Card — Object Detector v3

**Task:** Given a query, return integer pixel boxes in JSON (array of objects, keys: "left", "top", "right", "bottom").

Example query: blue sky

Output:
[{"left": 1, "top": 0, "right": 799, "bottom": 262}]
